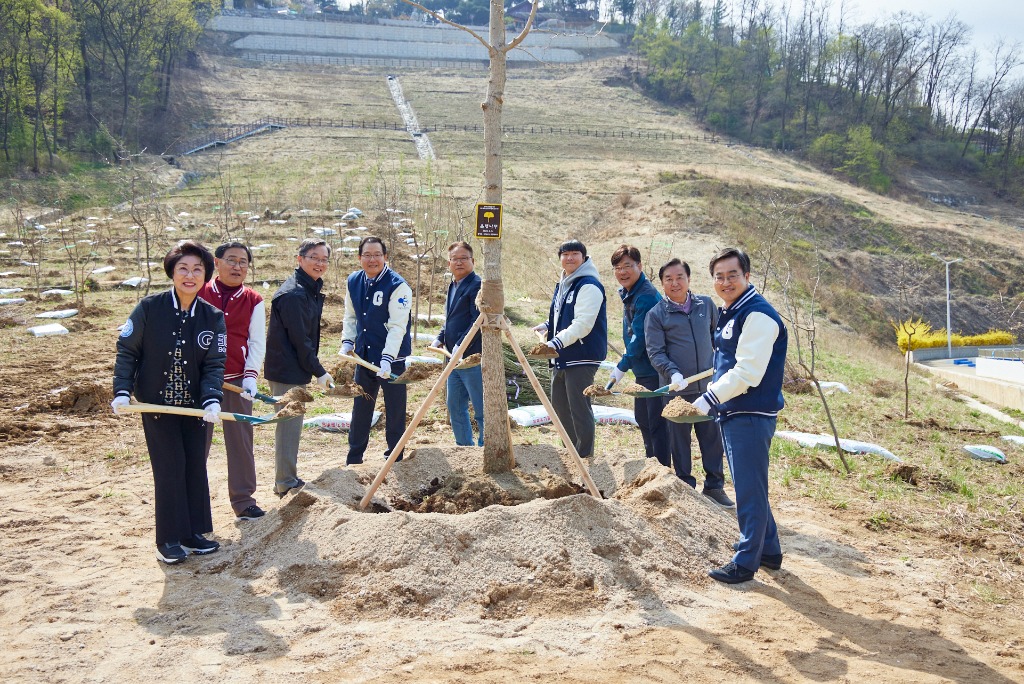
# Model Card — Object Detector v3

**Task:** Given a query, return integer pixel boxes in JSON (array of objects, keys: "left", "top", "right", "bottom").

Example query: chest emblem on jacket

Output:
[
  {"left": 198, "top": 330, "right": 214, "bottom": 349},
  {"left": 373, "top": 291, "right": 384, "bottom": 306},
  {"left": 722, "top": 319, "right": 735, "bottom": 340}
]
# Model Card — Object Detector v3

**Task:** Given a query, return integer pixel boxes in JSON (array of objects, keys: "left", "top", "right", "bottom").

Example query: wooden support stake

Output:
[
  {"left": 358, "top": 313, "right": 486, "bottom": 511},
  {"left": 502, "top": 322, "right": 602, "bottom": 499}
]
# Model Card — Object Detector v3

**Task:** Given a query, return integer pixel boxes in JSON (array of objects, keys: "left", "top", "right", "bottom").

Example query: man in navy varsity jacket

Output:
[
  {"left": 432, "top": 241, "right": 483, "bottom": 446},
  {"left": 692, "top": 247, "right": 788, "bottom": 584},
  {"left": 532, "top": 240, "right": 607, "bottom": 458},
  {"left": 341, "top": 236, "right": 413, "bottom": 464},
  {"left": 199, "top": 242, "right": 267, "bottom": 521}
]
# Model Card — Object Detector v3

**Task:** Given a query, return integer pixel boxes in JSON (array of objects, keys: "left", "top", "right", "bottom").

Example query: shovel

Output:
[
  {"left": 116, "top": 402, "right": 293, "bottom": 425},
  {"left": 426, "top": 346, "right": 480, "bottom": 369},
  {"left": 337, "top": 353, "right": 419, "bottom": 384},
  {"left": 222, "top": 382, "right": 281, "bottom": 406},
  {"left": 607, "top": 368, "right": 715, "bottom": 398}
]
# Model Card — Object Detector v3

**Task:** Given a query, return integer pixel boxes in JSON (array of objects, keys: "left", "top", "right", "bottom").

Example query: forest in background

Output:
[
  {"left": 0, "top": 0, "right": 216, "bottom": 174},
  {"left": 628, "top": 0, "right": 1024, "bottom": 196}
]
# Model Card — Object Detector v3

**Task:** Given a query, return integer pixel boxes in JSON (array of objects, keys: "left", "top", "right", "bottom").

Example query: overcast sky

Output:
[{"left": 823, "top": 1, "right": 1023, "bottom": 55}]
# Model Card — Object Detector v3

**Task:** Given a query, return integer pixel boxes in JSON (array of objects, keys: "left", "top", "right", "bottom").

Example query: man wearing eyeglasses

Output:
[
  {"left": 199, "top": 242, "right": 267, "bottom": 520},
  {"left": 692, "top": 247, "right": 788, "bottom": 584},
  {"left": 432, "top": 241, "right": 483, "bottom": 446},
  {"left": 341, "top": 236, "right": 413, "bottom": 464},
  {"left": 265, "top": 238, "right": 334, "bottom": 497}
]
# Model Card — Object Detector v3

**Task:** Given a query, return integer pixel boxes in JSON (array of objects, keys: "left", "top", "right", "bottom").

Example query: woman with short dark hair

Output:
[{"left": 112, "top": 239, "right": 227, "bottom": 564}]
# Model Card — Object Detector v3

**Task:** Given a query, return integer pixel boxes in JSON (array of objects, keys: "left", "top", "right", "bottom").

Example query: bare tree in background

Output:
[
  {"left": 889, "top": 257, "right": 929, "bottom": 420},
  {"left": 400, "top": 0, "right": 539, "bottom": 473}
]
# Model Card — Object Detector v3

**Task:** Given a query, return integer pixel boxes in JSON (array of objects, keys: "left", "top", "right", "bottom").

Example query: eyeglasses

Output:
[
  {"left": 713, "top": 273, "right": 744, "bottom": 284},
  {"left": 223, "top": 258, "right": 249, "bottom": 268},
  {"left": 174, "top": 266, "right": 205, "bottom": 277},
  {"left": 449, "top": 256, "right": 471, "bottom": 263},
  {"left": 303, "top": 255, "right": 330, "bottom": 265},
  {"left": 613, "top": 263, "right": 638, "bottom": 273},
  {"left": 360, "top": 252, "right": 385, "bottom": 260}
]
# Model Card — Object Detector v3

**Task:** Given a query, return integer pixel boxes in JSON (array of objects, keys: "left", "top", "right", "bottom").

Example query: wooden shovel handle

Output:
[
  {"left": 115, "top": 402, "right": 241, "bottom": 422},
  {"left": 426, "top": 346, "right": 452, "bottom": 358}
]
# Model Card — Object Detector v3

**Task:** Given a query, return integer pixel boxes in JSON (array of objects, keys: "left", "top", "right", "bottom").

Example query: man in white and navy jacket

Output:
[
  {"left": 199, "top": 242, "right": 266, "bottom": 521},
  {"left": 532, "top": 240, "right": 607, "bottom": 459},
  {"left": 691, "top": 247, "right": 788, "bottom": 585},
  {"left": 341, "top": 236, "right": 413, "bottom": 465}
]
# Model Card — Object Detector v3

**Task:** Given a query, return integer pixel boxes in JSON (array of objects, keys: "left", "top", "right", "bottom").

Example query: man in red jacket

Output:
[{"left": 199, "top": 242, "right": 267, "bottom": 520}]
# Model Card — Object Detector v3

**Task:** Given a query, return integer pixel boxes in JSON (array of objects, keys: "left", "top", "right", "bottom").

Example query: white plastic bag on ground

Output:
[
  {"left": 963, "top": 445, "right": 1008, "bottom": 463},
  {"left": 1001, "top": 435, "right": 1024, "bottom": 446},
  {"left": 27, "top": 323, "right": 69, "bottom": 337},
  {"left": 817, "top": 381, "right": 851, "bottom": 394},
  {"left": 41, "top": 289, "right": 74, "bottom": 296},
  {"left": 403, "top": 355, "right": 442, "bottom": 365},
  {"left": 304, "top": 412, "right": 381, "bottom": 432},
  {"left": 0, "top": 287, "right": 23, "bottom": 295},
  {"left": 1, "top": 298, "right": 26, "bottom": 305},
  {"left": 508, "top": 405, "right": 551, "bottom": 427},
  {"left": 775, "top": 430, "right": 902, "bottom": 462},
  {"left": 35, "top": 309, "right": 78, "bottom": 319},
  {"left": 592, "top": 405, "right": 637, "bottom": 426}
]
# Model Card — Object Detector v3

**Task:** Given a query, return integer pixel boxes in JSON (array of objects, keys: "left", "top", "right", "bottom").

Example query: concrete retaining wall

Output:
[
  {"left": 231, "top": 34, "right": 583, "bottom": 62},
  {"left": 213, "top": 15, "right": 618, "bottom": 50},
  {"left": 909, "top": 345, "right": 1016, "bottom": 363},
  {"left": 920, "top": 363, "right": 1024, "bottom": 411}
]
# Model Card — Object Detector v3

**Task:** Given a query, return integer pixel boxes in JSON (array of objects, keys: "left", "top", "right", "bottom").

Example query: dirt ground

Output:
[
  {"left": 1, "top": 320, "right": 1023, "bottom": 683},
  {"left": 3, "top": 47, "right": 1024, "bottom": 683}
]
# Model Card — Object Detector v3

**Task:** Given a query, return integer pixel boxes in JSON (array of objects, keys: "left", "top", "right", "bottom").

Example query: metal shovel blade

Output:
[{"left": 663, "top": 413, "right": 714, "bottom": 424}]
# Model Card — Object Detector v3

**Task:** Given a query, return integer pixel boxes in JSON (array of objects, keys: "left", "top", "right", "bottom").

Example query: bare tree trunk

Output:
[{"left": 480, "top": 3, "right": 514, "bottom": 473}]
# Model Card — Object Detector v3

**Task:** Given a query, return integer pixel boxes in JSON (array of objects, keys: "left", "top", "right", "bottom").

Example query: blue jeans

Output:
[
  {"left": 721, "top": 414, "right": 781, "bottom": 573},
  {"left": 447, "top": 364, "right": 484, "bottom": 446}
]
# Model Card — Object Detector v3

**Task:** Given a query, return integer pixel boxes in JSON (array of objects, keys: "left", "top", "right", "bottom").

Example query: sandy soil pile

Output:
[{"left": 229, "top": 446, "right": 736, "bottom": 621}]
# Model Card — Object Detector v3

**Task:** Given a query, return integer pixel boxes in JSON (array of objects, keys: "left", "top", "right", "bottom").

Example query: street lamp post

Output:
[{"left": 931, "top": 253, "right": 963, "bottom": 359}]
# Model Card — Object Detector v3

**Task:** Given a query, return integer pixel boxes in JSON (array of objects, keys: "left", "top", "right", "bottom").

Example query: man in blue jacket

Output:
[
  {"left": 607, "top": 244, "right": 667, "bottom": 464},
  {"left": 692, "top": 248, "right": 788, "bottom": 584},
  {"left": 341, "top": 236, "right": 413, "bottom": 464},
  {"left": 532, "top": 240, "right": 607, "bottom": 459},
  {"left": 432, "top": 241, "right": 483, "bottom": 446}
]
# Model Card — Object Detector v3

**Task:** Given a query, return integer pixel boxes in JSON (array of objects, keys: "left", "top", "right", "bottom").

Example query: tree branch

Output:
[{"left": 398, "top": 0, "right": 492, "bottom": 53}]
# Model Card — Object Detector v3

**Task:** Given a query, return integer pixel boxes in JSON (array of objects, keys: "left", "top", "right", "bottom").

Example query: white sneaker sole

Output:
[
  {"left": 155, "top": 549, "right": 187, "bottom": 564},
  {"left": 180, "top": 543, "right": 218, "bottom": 555}
]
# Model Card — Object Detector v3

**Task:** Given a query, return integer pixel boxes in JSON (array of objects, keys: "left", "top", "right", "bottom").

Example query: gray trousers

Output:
[
  {"left": 205, "top": 379, "right": 258, "bottom": 514},
  {"left": 270, "top": 380, "right": 306, "bottom": 494},
  {"left": 550, "top": 365, "right": 598, "bottom": 458}
]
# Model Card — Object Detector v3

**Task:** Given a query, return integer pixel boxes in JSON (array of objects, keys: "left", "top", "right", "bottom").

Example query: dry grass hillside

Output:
[{"left": 1, "top": 49, "right": 1023, "bottom": 682}]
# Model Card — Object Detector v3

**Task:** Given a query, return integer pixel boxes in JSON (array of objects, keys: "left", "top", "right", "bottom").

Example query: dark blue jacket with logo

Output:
[
  {"left": 616, "top": 272, "right": 661, "bottom": 379},
  {"left": 703, "top": 285, "right": 788, "bottom": 421},
  {"left": 265, "top": 267, "right": 326, "bottom": 385},
  {"left": 113, "top": 288, "right": 226, "bottom": 408},
  {"left": 546, "top": 258, "right": 607, "bottom": 369},
  {"left": 343, "top": 265, "right": 412, "bottom": 367}
]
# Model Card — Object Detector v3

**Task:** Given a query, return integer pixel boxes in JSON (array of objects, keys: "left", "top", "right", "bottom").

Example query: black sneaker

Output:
[
  {"left": 156, "top": 542, "right": 188, "bottom": 565},
  {"left": 760, "top": 553, "right": 783, "bottom": 570},
  {"left": 180, "top": 533, "right": 220, "bottom": 555},
  {"left": 709, "top": 561, "right": 756, "bottom": 584},
  {"left": 703, "top": 488, "right": 736, "bottom": 508},
  {"left": 275, "top": 478, "right": 305, "bottom": 498},
  {"left": 236, "top": 505, "right": 266, "bottom": 521}
]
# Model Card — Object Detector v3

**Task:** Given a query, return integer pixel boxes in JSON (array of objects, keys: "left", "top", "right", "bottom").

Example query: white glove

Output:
[
  {"left": 340, "top": 341, "right": 354, "bottom": 355},
  {"left": 671, "top": 372, "right": 688, "bottom": 390},
  {"left": 692, "top": 397, "right": 711, "bottom": 415},
  {"left": 545, "top": 341, "right": 557, "bottom": 350},
  {"left": 317, "top": 372, "right": 334, "bottom": 388},
  {"left": 240, "top": 377, "right": 258, "bottom": 400},
  {"left": 431, "top": 338, "right": 442, "bottom": 350},
  {"left": 609, "top": 367, "right": 626, "bottom": 385},
  {"left": 531, "top": 323, "right": 548, "bottom": 340},
  {"left": 110, "top": 395, "right": 130, "bottom": 415},
  {"left": 204, "top": 402, "right": 222, "bottom": 423},
  {"left": 377, "top": 358, "right": 392, "bottom": 379}
]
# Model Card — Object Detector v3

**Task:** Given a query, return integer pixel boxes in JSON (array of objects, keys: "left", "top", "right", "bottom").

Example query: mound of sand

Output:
[{"left": 228, "top": 446, "right": 738, "bottom": 621}]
